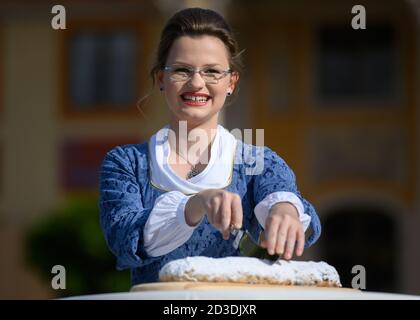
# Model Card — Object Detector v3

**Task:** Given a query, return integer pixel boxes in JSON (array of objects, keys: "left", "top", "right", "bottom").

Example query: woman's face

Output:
[{"left": 157, "top": 35, "right": 238, "bottom": 127}]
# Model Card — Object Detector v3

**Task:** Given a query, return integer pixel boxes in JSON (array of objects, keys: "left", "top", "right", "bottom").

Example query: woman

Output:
[{"left": 99, "top": 7, "right": 321, "bottom": 285}]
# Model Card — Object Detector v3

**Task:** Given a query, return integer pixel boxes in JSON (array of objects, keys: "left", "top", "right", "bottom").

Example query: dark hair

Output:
[{"left": 138, "top": 7, "right": 243, "bottom": 111}]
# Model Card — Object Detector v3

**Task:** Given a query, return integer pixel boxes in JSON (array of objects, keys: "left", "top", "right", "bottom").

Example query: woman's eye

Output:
[
  {"left": 204, "top": 69, "right": 221, "bottom": 74},
  {"left": 174, "top": 68, "right": 191, "bottom": 73}
]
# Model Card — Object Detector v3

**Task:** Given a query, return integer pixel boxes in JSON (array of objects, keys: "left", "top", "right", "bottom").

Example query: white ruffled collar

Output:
[{"left": 148, "top": 125, "right": 237, "bottom": 194}]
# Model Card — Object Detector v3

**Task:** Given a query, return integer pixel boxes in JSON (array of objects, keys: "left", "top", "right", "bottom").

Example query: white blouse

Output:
[{"left": 143, "top": 125, "right": 311, "bottom": 257}]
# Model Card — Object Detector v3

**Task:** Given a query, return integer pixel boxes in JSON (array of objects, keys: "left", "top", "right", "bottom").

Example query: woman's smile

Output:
[{"left": 180, "top": 92, "right": 212, "bottom": 107}]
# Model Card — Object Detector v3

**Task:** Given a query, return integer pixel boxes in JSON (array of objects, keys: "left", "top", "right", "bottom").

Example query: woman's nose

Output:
[{"left": 188, "top": 71, "right": 206, "bottom": 89}]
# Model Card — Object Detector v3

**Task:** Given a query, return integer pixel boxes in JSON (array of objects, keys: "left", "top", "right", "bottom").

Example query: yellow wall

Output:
[{"left": 0, "top": 0, "right": 419, "bottom": 298}]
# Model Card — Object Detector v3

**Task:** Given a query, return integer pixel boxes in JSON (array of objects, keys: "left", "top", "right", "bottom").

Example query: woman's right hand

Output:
[{"left": 185, "top": 189, "right": 243, "bottom": 240}]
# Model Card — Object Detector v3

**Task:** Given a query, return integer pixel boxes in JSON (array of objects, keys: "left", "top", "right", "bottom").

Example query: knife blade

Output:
[{"left": 231, "top": 228, "right": 279, "bottom": 261}]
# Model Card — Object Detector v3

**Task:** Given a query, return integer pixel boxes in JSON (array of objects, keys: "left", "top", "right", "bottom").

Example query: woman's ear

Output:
[
  {"left": 229, "top": 71, "right": 239, "bottom": 93},
  {"left": 155, "top": 70, "right": 164, "bottom": 90}
]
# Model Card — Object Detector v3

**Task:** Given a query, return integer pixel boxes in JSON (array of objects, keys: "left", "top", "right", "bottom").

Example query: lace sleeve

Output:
[
  {"left": 99, "top": 146, "right": 159, "bottom": 270},
  {"left": 252, "top": 147, "right": 321, "bottom": 247}
]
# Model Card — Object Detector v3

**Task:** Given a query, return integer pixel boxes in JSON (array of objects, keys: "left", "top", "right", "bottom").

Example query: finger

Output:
[
  {"left": 230, "top": 194, "right": 243, "bottom": 230},
  {"left": 219, "top": 195, "right": 232, "bottom": 240},
  {"left": 274, "top": 221, "right": 288, "bottom": 256},
  {"left": 284, "top": 226, "right": 297, "bottom": 260},
  {"left": 206, "top": 202, "right": 217, "bottom": 226},
  {"left": 259, "top": 231, "right": 266, "bottom": 248},
  {"left": 295, "top": 226, "right": 305, "bottom": 256},
  {"left": 265, "top": 215, "right": 281, "bottom": 255},
  {"left": 207, "top": 197, "right": 220, "bottom": 226}
]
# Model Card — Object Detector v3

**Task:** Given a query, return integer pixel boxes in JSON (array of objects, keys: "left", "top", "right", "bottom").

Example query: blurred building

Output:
[{"left": 0, "top": 0, "right": 419, "bottom": 298}]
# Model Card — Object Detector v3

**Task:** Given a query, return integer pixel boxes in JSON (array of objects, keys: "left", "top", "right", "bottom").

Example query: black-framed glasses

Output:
[{"left": 163, "top": 65, "right": 232, "bottom": 84}]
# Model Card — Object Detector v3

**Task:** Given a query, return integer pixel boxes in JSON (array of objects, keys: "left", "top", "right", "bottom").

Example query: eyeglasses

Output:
[{"left": 163, "top": 65, "right": 232, "bottom": 84}]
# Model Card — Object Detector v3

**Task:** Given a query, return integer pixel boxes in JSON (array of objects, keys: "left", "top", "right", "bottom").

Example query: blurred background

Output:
[{"left": 0, "top": 0, "right": 419, "bottom": 298}]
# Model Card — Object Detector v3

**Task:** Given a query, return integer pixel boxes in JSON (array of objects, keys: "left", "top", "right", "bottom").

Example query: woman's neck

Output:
[{"left": 168, "top": 118, "right": 219, "bottom": 164}]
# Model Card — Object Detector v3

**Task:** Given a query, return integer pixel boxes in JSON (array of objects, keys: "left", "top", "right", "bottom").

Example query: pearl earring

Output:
[{"left": 227, "top": 91, "right": 232, "bottom": 96}]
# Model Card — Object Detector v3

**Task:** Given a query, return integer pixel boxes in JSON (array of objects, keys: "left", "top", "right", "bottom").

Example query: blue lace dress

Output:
[{"left": 99, "top": 140, "right": 321, "bottom": 285}]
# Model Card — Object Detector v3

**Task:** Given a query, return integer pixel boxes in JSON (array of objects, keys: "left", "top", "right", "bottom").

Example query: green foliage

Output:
[{"left": 24, "top": 196, "right": 130, "bottom": 297}]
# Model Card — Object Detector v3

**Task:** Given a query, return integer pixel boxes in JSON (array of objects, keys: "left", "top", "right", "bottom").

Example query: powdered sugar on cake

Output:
[{"left": 159, "top": 256, "right": 342, "bottom": 287}]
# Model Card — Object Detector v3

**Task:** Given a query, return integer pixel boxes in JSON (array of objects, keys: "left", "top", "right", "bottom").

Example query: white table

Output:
[{"left": 65, "top": 287, "right": 420, "bottom": 300}]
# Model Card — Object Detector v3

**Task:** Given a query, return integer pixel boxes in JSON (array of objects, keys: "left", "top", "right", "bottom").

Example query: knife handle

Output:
[{"left": 231, "top": 228, "right": 244, "bottom": 249}]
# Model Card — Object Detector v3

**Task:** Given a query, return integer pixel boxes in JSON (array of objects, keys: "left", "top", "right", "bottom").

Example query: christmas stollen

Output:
[{"left": 159, "top": 256, "right": 342, "bottom": 287}]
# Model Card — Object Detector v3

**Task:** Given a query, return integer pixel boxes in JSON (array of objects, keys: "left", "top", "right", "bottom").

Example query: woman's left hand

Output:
[{"left": 260, "top": 202, "right": 304, "bottom": 260}]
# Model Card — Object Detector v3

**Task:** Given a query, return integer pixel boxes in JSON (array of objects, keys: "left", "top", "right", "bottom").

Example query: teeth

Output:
[{"left": 183, "top": 95, "right": 208, "bottom": 102}]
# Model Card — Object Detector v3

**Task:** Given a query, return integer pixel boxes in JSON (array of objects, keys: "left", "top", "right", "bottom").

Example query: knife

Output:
[{"left": 231, "top": 228, "right": 279, "bottom": 261}]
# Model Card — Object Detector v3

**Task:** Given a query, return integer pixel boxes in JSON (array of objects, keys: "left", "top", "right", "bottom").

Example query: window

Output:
[
  {"left": 70, "top": 31, "right": 138, "bottom": 108},
  {"left": 61, "top": 21, "right": 147, "bottom": 116},
  {"left": 321, "top": 206, "right": 398, "bottom": 292},
  {"left": 60, "top": 138, "right": 140, "bottom": 192},
  {"left": 316, "top": 24, "right": 399, "bottom": 106}
]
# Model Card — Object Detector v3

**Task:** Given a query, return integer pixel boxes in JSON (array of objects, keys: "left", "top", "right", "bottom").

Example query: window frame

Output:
[{"left": 59, "top": 19, "right": 151, "bottom": 119}]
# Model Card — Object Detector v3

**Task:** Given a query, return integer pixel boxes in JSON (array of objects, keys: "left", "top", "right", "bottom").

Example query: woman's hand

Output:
[
  {"left": 260, "top": 202, "right": 304, "bottom": 260},
  {"left": 185, "top": 189, "right": 243, "bottom": 240}
]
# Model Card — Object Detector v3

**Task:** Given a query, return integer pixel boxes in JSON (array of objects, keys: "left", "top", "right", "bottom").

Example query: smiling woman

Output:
[
  {"left": 156, "top": 34, "right": 238, "bottom": 129},
  {"left": 99, "top": 7, "right": 321, "bottom": 286}
]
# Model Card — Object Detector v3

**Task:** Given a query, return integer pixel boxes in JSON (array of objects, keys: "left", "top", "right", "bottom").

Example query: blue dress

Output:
[{"left": 99, "top": 140, "right": 321, "bottom": 285}]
